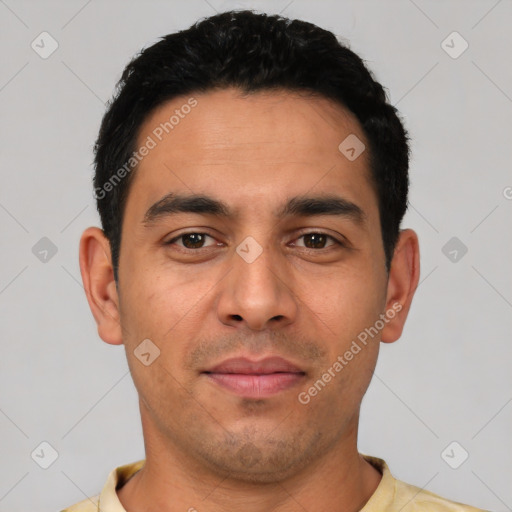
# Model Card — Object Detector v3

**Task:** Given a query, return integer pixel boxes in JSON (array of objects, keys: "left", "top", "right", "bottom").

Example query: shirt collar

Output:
[{"left": 97, "top": 455, "right": 393, "bottom": 511}]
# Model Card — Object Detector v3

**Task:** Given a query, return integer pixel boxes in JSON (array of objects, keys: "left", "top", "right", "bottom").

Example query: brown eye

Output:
[
  {"left": 303, "top": 233, "right": 328, "bottom": 249},
  {"left": 181, "top": 233, "right": 207, "bottom": 248},
  {"left": 295, "top": 232, "right": 339, "bottom": 249},
  {"left": 167, "top": 233, "right": 217, "bottom": 249}
]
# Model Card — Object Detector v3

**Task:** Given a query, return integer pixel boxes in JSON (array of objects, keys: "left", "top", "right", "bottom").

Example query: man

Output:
[{"left": 63, "top": 10, "right": 486, "bottom": 512}]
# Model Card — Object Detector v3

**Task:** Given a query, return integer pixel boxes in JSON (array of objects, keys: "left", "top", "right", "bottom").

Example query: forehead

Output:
[{"left": 124, "top": 88, "right": 377, "bottom": 224}]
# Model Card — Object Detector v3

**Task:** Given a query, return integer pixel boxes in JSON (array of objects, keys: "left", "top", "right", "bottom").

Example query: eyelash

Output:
[{"left": 165, "top": 231, "right": 344, "bottom": 252}]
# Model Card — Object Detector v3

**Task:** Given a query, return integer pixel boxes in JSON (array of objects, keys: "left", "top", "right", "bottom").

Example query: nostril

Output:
[{"left": 232, "top": 314, "right": 243, "bottom": 321}]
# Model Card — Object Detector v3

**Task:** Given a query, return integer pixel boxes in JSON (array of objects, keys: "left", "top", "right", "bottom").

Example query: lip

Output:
[
  {"left": 202, "top": 356, "right": 306, "bottom": 399},
  {"left": 205, "top": 356, "right": 304, "bottom": 374}
]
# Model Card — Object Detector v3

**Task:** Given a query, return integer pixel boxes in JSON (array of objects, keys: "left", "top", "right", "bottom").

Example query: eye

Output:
[
  {"left": 166, "top": 232, "right": 219, "bottom": 250},
  {"left": 292, "top": 232, "right": 342, "bottom": 250},
  {"left": 164, "top": 231, "right": 345, "bottom": 253}
]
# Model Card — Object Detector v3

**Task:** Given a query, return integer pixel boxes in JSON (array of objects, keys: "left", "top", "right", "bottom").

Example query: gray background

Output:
[{"left": 1, "top": 1, "right": 511, "bottom": 511}]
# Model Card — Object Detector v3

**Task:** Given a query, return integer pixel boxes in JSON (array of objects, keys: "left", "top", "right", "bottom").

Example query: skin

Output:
[{"left": 79, "top": 88, "right": 420, "bottom": 512}]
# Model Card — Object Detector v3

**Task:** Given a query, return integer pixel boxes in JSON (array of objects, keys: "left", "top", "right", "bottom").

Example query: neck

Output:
[{"left": 118, "top": 409, "right": 381, "bottom": 512}]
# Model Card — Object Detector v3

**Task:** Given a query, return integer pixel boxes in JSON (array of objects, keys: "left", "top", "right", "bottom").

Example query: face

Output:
[{"left": 81, "top": 88, "right": 417, "bottom": 483}]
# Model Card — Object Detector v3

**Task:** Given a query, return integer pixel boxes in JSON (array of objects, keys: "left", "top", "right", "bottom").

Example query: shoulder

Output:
[
  {"left": 362, "top": 455, "right": 489, "bottom": 512},
  {"left": 393, "top": 478, "right": 488, "bottom": 511},
  {"left": 59, "top": 459, "right": 145, "bottom": 512},
  {"left": 59, "top": 495, "right": 99, "bottom": 512}
]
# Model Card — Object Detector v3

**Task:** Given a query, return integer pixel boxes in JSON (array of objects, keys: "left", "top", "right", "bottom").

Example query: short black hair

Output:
[{"left": 93, "top": 10, "right": 410, "bottom": 283}]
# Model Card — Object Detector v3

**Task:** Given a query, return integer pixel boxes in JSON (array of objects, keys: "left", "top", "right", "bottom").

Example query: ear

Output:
[
  {"left": 381, "top": 229, "right": 420, "bottom": 343},
  {"left": 79, "top": 226, "right": 123, "bottom": 345}
]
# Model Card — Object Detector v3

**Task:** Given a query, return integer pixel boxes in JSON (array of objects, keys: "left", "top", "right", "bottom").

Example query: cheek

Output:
[
  {"left": 118, "top": 263, "right": 223, "bottom": 376},
  {"left": 297, "top": 282, "right": 382, "bottom": 413},
  {"left": 120, "top": 262, "right": 206, "bottom": 336},
  {"left": 299, "top": 332, "right": 379, "bottom": 431},
  {"left": 118, "top": 268, "right": 198, "bottom": 412},
  {"left": 308, "top": 267, "right": 385, "bottom": 341},
  {"left": 311, "top": 267, "right": 384, "bottom": 405}
]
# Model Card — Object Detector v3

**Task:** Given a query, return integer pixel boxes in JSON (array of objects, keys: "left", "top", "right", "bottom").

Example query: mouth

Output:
[{"left": 201, "top": 356, "right": 306, "bottom": 399}]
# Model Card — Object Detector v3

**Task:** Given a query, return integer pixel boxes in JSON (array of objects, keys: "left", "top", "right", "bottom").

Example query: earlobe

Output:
[
  {"left": 79, "top": 227, "right": 123, "bottom": 345},
  {"left": 381, "top": 229, "right": 420, "bottom": 344}
]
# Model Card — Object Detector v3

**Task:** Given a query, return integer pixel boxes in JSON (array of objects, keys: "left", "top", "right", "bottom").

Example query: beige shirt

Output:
[{"left": 60, "top": 455, "right": 487, "bottom": 511}]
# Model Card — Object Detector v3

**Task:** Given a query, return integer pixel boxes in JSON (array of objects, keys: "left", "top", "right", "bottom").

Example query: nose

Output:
[{"left": 216, "top": 241, "right": 298, "bottom": 331}]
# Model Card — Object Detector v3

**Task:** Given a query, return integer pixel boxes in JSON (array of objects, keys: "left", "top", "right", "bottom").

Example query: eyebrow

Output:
[{"left": 142, "top": 192, "right": 366, "bottom": 226}]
